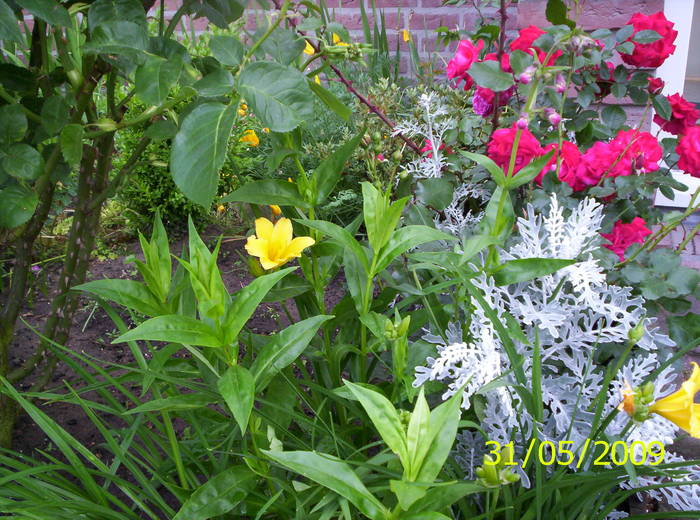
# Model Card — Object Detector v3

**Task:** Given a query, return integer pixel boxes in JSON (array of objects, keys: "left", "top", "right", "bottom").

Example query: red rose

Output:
[
  {"left": 421, "top": 139, "right": 450, "bottom": 158},
  {"left": 677, "top": 126, "right": 700, "bottom": 177},
  {"left": 510, "top": 25, "right": 562, "bottom": 66},
  {"left": 652, "top": 93, "right": 700, "bottom": 136},
  {"left": 472, "top": 85, "right": 514, "bottom": 117},
  {"left": 608, "top": 129, "right": 662, "bottom": 177},
  {"left": 620, "top": 11, "right": 678, "bottom": 68},
  {"left": 483, "top": 51, "right": 512, "bottom": 73},
  {"left": 576, "top": 141, "right": 618, "bottom": 187},
  {"left": 647, "top": 77, "right": 664, "bottom": 95},
  {"left": 536, "top": 141, "right": 583, "bottom": 189},
  {"left": 447, "top": 39, "right": 484, "bottom": 90},
  {"left": 487, "top": 125, "right": 545, "bottom": 175},
  {"left": 601, "top": 217, "right": 652, "bottom": 261}
]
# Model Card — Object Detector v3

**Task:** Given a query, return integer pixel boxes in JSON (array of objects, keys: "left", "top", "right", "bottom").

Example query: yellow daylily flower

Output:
[
  {"left": 269, "top": 204, "right": 282, "bottom": 216},
  {"left": 245, "top": 217, "right": 315, "bottom": 270},
  {"left": 649, "top": 362, "right": 700, "bottom": 438},
  {"left": 240, "top": 129, "right": 259, "bottom": 147},
  {"left": 304, "top": 40, "right": 315, "bottom": 55},
  {"left": 332, "top": 33, "right": 349, "bottom": 46},
  {"left": 402, "top": 29, "right": 411, "bottom": 42}
]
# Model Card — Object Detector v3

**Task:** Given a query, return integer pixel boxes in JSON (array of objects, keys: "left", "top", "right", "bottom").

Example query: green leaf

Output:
[
  {"left": 507, "top": 150, "right": 554, "bottom": 189},
  {"left": 467, "top": 60, "right": 514, "bottom": 92},
  {"left": 375, "top": 225, "right": 456, "bottom": 273},
  {"left": 416, "top": 389, "right": 463, "bottom": 482},
  {"left": 616, "top": 24, "right": 634, "bottom": 42},
  {"left": 407, "top": 481, "right": 484, "bottom": 514},
  {"left": 259, "top": 26, "right": 305, "bottom": 65},
  {"left": 222, "top": 267, "right": 295, "bottom": 345},
  {"left": 460, "top": 234, "right": 500, "bottom": 264},
  {"left": 40, "top": 95, "right": 70, "bottom": 135},
  {"left": 263, "top": 450, "right": 387, "bottom": 520},
  {"left": 145, "top": 120, "right": 177, "bottom": 140},
  {"left": 601, "top": 105, "right": 626, "bottom": 130},
  {"left": 135, "top": 55, "right": 181, "bottom": 106},
  {"left": 59, "top": 124, "right": 83, "bottom": 168},
  {"left": 237, "top": 61, "right": 314, "bottom": 132},
  {"left": 171, "top": 102, "right": 236, "bottom": 207},
  {"left": 218, "top": 365, "right": 255, "bottom": 434},
  {"left": 653, "top": 95, "right": 672, "bottom": 121},
  {"left": 75, "top": 279, "right": 166, "bottom": 316},
  {"left": 344, "top": 381, "right": 408, "bottom": 466},
  {"left": 362, "top": 182, "right": 408, "bottom": 254},
  {"left": 84, "top": 21, "right": 148, "bottom": 55},
  {"left": 172, "top": 466, "right": 255, "bottom": 520},
  {"left": 2, "top": 144, "right": 43, "bottom": 180},
  {"left": 308, "top": 79, "right": 352, "bottom": 122},
  {"left": 262, "top": 274, "right": 312, "bottom": 302},
  {"left": 125, "top": 393, "right": 218, "bottom": 414},
  {"left": 406, "top": 388, "right": 431, "bottom": 481},
  {"left": 251, "top": 315, "right": 332, "bottom": 390},
  {"left": 390, "top": 480, "right": 428, "bottom": 511},
  {"left": 193, "top": 0, "right": 244, "bottom": 29},
  {"left": 0, "top": 104, "right": 27, "bottom": 144},
  {"left": 508, "top": 50, "right": 533, "bottom": 75},
  {"left": 668, "top": 313, "right": 700, "bottom": 348},
  {"left": 301, "top": 219, "right": 370, "bottom": 273},
  {"left": 16, "top": 0, "right": 71, "bottom": 26},
  {"left": 632, "top": 29, "right": 661, "bottom": 43},
  {"left": 0, "top": 0, "right": 22, "bottom": 44},
  {"left": 87, "top": 0, "right": 146, "bottom": 33},
  {"left": 461, "top": 151, "right": 506, "bottom": 187},
  {"left": 210, "top": 35, "right": 244, "bottom": 67},
  {"left": 480, "top": 186, "right": 513, "bottom": 240},
  {"left": 113, "top": 315, "right": 223, "bottom": 347},
  {"left": 416, "top": 178, "right": 454, "bottom": 210},
  {"left": 492, "top": 258, "right": 576, "bottom": 286},
  {"left": 313, "top": 132, "right": 362, "bottom": 205},
  {"left": 545, "top": 0, "right": 575, "bottom": 29},
  {"left": 0, "top": 184, "right": 37, "bottom": 228},
  {"left": 193, "top": 68, "right": 235, "bottom": 97},
  {"left": 221, "top": 178, "right": 309, "bottom": 208}
]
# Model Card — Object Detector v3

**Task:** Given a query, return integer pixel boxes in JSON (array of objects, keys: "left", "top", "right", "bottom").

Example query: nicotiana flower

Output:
[{"left": 245, "top": 217, "right": 314, "bottom": 270}]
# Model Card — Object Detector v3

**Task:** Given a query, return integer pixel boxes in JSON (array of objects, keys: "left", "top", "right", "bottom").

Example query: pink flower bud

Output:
[
  {"left": 516, "top": 115, "right": 529, "bottom": 130},
  {"left": 555, "top": 73, "right": 566, "bottom": 94},
  {"left": 548, "top": 111, "right": 561, "bottom": 126},
  {"left": 518, "top": 66, "right": 536, "bottom": 84},
  {"left": 377, "top": 153, "right": 386, "bottom": 161}
]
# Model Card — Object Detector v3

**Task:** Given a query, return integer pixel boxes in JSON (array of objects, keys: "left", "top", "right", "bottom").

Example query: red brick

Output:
[
  {"left": 374, "top": 0, "right": 416, "bottom": 7},
  {"left": 411, "top": 12, "right": 460, "bottom": 30},
  {"left": 517, "top": 0, "right": 664, "bottom": 30},
  {"left": 324, "top": 0, "right": 364, "bottom": 8},
  {"left": 332, "top": 11, "right": 401, "bottom": 30}
]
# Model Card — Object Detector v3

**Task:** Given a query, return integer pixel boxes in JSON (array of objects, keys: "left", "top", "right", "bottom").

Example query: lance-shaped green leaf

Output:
[
  {"left": 415, "top": 388, "right": 463, "bottom": 482},
  {"left": 75, "top": 279, "right": 166, "bottom": 317},
  {"left": 362, "top": 182, "right": 408, "bottom": 254},
  {"left": 60, "top": 124, "right": 84, "bottom": 168},
  {"left": 506, "top": 149, "right": 554, "bottom": 189},
  {"left": 344, "top": 381, "right": 408, "bottom": 467},
  {"left": 16, "top": 0, "right": 71, "bottom": 26},
  {"left": 263, "top": 450, "right": 388, "bottom": 520},
  {"left": 312, "top": 132, "right": 363, "bottom": 205},
  {"left": 113, "top": 315, "right": 223, "bottom": 347},
  {"left": 171, "top": 102, "right": 236, "bottom": 207},
  {"left": 220, "top": 178, "right": 309, "bottom": 209},
  {"left": 172, "top": 466, "right": 255, "bottom": 520},
  {"left": 308, "top": 78, "right": 352, "bottom": 121},
  {"left": 237, "top": 61, "right": 314, "bottom": 132},
  {"left": 221, "top": 267, "right": 295, "bottom": 345},
  {"left": 374, "top": 225, "right": 455, "bottom": 274},
  {"left": 300, "top": 219, "right": 370, "bottom": 273},
  {"left": 218, "top": 365, "right": 255, "bottom": 434},
  {"left": 0, "top": 0, "right": 22, "bottom": 44},
  {"left": 461, "top": 151, "right": 506, "bottom": 188},
  {"left": 251, "top": 315, "right": 332, "bottom": 390},
  {"left": 407, "top": 481, "right": 485, "bottom": 514},
  {"left": 124, "top": 393, "right": 218, "bottom": 414},
  {"left": 491, "top": 257, "right": 576, "bottom": 286}
]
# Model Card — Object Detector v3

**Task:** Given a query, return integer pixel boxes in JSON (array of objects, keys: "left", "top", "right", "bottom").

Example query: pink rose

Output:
[
  {"left": 653, "top": 93, "right": 700, "bottom": 136},
  {"left": 510, "top": 25, "right": 562, "bottom": 66},
  {"left": 601, "top": 217, "right": 652, "bottom": 261},
  {"left": 608, "top": 129, "right": 662, "bottom": 177},
  {"left": 536, "top": 141, "right": 582, "bottom": 189},
  {"left": 647, "top": 77, "right": 664, "bottom": 95},
  {"left": 620, "top": 11, "right": 677, "bottom": 68},
  {"left": 677, "top": 126, "right": 700, "bottom": 177},
  {"left": 447, "top": 39, "right": 484, "bottom": 90},
  {"left": 487, "top": 125, "right": 545, "bottom": 175}
]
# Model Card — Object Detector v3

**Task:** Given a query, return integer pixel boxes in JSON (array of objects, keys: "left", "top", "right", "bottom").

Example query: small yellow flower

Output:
[
  {"left": 332, "top": 33, "right": 349, "bottom": 47},
  {"left": 648, "top": 362, "right": 700, "bottom": 438},
  {"left": 262, "top": 127, "right": 270, "bottom": 133},
  {"left": 237, "top": 103, "right": 248, "bottom": 117},
  {"left": 245, "top": 217, "right": 315, "bottom": 270},
  {"left": 402, "top": 29, "right": 411, "bottom": 42},
  {"left": 240, "top": 129, "right": 259, "bottom": 147},
  {"left": 304, "top": 40, "right": 315, "bottom": 55},
  {"left": 287, "top": 177, "right": 293, "bottom": 183},
  {"left": 314, "top": 75, "right": 321, "bottom": 85},
  {"left": 269, "top": 204, "right": 282, "bottom": 216},
  {"left": 618, "top": 381, "right": 636, "bottom": 415},
  {"left": 217, "top": 204, "right": 225, "bottom": 213}
]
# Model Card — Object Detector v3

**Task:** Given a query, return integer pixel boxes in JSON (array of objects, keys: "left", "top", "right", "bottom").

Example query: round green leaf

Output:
[
  {"left": 3, "top": 143, "right": 44, "bottom": 180},
  {"left": 40, "top": 95, "right": 70, "bottom": 135},
  {"left": 0, "top": 104, "right": 27, "bottom": 144},
  {"left": 237, "top": 61, "right": 314, "bottom": 132},
  {"left": 60, "top": 124, "right": 84, "bottom": 168},
  {"left": 0, "top": 184, "right": 38, "bottom": 228},
  {"left": 601, "top": 105, "right": 626, "bottom": 130},
  {"left": 135, "top": 55, "right": 182, "bottom": 106},
  {"left": 416, "top": 178, "right": 454, "bottom": 210},
  {"left": 467, "top": 60, "right": 514, "bottom": 92},
  {"left": 87, "top": 0, "right": 146, "bottom": 33},
  {"left": 193, "top": 68, "right": 234, "bottom": 98},
  {"left": 210, "top": 35, "right": 244, "bottom": 67},
  {"left": 0, "top": 0, "right": 22, "bottom": 44},
  {"left": 170, "top": 102, "right": 236, "bottom": 207},
  {"left": 15, "top": 0, "right": 71, "bottom": 26}
]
